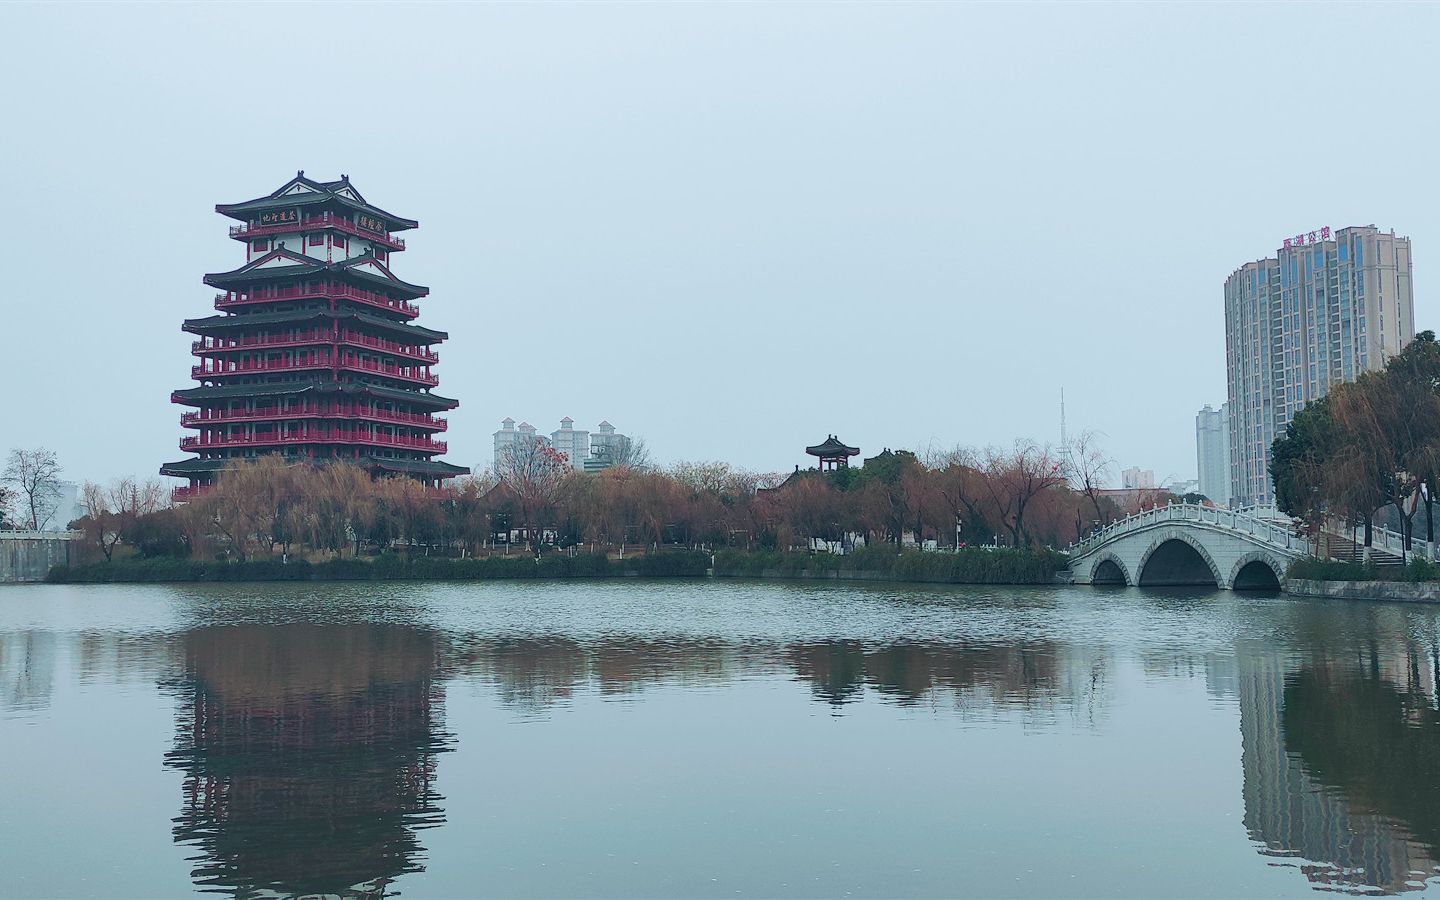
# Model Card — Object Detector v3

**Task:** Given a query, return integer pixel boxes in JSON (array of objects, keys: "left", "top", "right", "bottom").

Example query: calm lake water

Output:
[{"left": 2, "top": 580, "right": 1439, "bottom": 898}]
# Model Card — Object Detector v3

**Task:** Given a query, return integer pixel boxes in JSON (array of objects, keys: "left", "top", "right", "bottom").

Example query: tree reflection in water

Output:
[
  {"left": 164, "top": 625, "right": 451, "bottom": 898},
  {"left": 448, "top": 635, "right": 1099, "bottom": 722}
]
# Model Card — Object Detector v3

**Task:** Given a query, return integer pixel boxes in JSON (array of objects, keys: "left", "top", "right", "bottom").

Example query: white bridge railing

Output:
[
  {"left": 1324, "top": 516, "right": 1434, "bottom": 561},
  {"left": 0, "top": 530, "right": 84, "bottom": 541},
  {"left": 1069, "top": 502, "right": 1312, "bottom": 558}
]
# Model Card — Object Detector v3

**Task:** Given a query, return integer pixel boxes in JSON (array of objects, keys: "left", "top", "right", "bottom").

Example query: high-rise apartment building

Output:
[
  {"left": 549, "top": 417, "right": 590, "bottom": 466},
  {"left": 1196, "top": 403, "right": 1229, "bottom": 505},
  {"left": 1224, "top": 226, "right": 1414, "bottom": 507}
]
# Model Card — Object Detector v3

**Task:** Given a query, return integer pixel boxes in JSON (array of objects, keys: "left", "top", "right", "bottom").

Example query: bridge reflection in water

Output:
[{"left": 163, "top": 625, "right": 452, "bottom": 899}]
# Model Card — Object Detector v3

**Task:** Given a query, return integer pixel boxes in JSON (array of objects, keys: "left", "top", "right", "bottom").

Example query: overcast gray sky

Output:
[{"left": 1, "top": 1, "right": 1435, "bottom": 487}]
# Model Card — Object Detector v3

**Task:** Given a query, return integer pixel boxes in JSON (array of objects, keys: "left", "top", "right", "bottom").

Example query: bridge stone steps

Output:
[{"left": 1325, "top": 534, "right": 1406, "bottom": 568}]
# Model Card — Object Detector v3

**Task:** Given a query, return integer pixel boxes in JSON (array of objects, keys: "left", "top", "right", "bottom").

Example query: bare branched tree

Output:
[
  {"left": 606, "top": 435, "right": 652, "bottom": 470},
  {"left": 925, "top": 445, "right": 991, "bottom": 547},
  {"left": 1066, "top": 429, "right": 1114, "bottom": 532},
  {"left": 4, "top": 447, "right": 63, "bottom": 530},
  {"left": 496, "top": 437, "right": 570, "bottom": 553},
  {"left": 981, "top": 440, "right": 1068, "bottom": 549},
  {"left": 80, "top": 481, "right": 121, "bottom": 561}
]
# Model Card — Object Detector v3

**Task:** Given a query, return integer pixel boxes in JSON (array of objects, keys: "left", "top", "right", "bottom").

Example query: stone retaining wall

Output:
[
  {"left": 0, "top": 532, "right": 81, "bottom": 584},
  {"left": 1284, "top": 578, "right": 1440, "bottom": 604}
]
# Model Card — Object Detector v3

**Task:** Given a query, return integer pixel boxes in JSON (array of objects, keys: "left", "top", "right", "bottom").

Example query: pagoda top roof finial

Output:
[{"left": 297, "top": 169, "right": 304, "bottom": 178}]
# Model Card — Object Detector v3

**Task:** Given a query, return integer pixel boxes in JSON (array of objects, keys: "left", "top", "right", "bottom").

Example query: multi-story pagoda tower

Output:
[{"left": 162, "top": 172, "right": 467, "bottom": 499}]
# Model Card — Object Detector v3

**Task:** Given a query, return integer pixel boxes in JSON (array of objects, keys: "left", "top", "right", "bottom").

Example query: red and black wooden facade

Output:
[{"left": 161, "top": 172, "right": 467, "bottom": 498}]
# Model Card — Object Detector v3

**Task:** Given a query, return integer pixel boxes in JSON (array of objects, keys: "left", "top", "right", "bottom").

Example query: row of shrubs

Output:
[
  {"left": 46, "top": 546, "right": 1069, "bottom": 586},
  {"left": 1286, "top": 556, "right": 1440, "bottom": 583},
  {"left": 45, "top": 551, "right": 711, "bottom": 584},
  {"left": 713, "top": 546, "right": 1066, "bottom": 585}
]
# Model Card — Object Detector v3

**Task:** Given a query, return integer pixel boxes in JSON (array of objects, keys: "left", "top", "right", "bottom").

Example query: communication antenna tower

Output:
[{"left": 1060, "top": 387, "right": 1069, "bottom": 454}]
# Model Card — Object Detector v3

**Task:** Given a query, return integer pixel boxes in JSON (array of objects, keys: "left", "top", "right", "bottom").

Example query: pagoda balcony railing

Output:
[
  {"left": 339, "top": 356, "right": 439, "bottom": 385},
  {"left": 181, "top": 431, "right": 448, "bottom": 453},
  {"left": 230, "top": 213, "right": 405, "bottom": 250},
  {"left": 193, "top": 331, "right": 439, "bottom": 364},
  {"left": 215, "top": 284, "right": 419, "bottom": 318},
  {"left": 192, "top": 355, "right": 439, "bottom": 386},
  {"left": 181, "top": 406, "right": 447, "bottom": 431}
]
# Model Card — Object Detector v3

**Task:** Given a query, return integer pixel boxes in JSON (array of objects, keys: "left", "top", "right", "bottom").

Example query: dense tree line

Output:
[
  {"left": 1272, "top": 331, "right": 1440, "bottom": 548},
  {"left": 68, "top": 436, "right": 1139, "bottom": 563}
]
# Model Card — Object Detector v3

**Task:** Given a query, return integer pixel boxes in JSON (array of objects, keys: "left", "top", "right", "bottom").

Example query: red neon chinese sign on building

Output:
[{"left": 1283, "top": 226, "right": 1331, "bottom": 249}]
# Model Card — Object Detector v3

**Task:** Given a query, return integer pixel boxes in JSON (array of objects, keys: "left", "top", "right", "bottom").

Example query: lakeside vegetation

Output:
[
  {"left": 1286, "top": 557, "right": 1440, "bottom": 584},
  {"left": 30, "top": 434, "right": 1142, "bottom": 574},
  {"left": 44, "top": 546, "right": 1065, "bottom": 585},
  {"left": 1272, "top": 331, "right": 1440, "bottom": 551},
  {"left": 713, "top": 546, "right": 1065, "bottom": 584},
  {"left": 45, "top": 551, "right": 710, "bottom": 583}
]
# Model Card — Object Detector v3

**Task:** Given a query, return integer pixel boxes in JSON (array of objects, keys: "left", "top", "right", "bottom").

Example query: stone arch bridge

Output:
[{"left": 1068, "top": 503, "right": 1313, "bottom": 591}]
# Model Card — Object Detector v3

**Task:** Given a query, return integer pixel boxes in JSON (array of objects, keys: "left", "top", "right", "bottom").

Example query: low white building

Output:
[
  {"left": 1121, "top": 467, "right": 1156, "bottom": 490},
  {"left": 494, "top": 417, "right": 628, "bottom": 471}
]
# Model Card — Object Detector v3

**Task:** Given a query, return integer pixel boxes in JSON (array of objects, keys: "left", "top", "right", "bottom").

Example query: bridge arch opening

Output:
[
  {"left": 1138, "top": 539, "right": 1218, "bottom": 588},
  {"left": 1232, "top": 559, "right": 1282, "bottom": 592},
  {"left": 1092, "top": 558, "right": 1128, "bottom": 586}
]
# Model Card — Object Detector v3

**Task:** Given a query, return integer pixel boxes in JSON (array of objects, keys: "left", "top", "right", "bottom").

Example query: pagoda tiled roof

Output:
[
  {"left": 204, "top": 248, "right": 428, "bottom": 299},
  {"left": 333, "top": 254, "right": 429, "bottom": 296},
  {"left": 182, "top": 309, "right": 448, "bottom": 343},
  {"left": 171, "top": 380, "right": 459, "bottom": 410},
  {"left": 360, "top": 456, "right": 470, "bottom": 477},
  {"left": 159, "top": 457, "right": 229, "bottom": 476},
  {"left": 215, "top": 172, "right": 419, "bottom": 231},
  {"left": 805, "top": 435, "right": 860, "bottom": 457}
]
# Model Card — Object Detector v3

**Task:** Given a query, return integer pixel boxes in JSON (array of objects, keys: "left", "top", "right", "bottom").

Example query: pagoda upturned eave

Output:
[
  {"left": 203, "top": 256, "right": 429, "bottom": 300},
  {"left": 214, "top": 173, "right": 419, "bottom": 231},
  {"left": 161, "top": 456, "right": 468, "bottom": 479},
  {"left": 805, "top": 436, "right": 860, "bottom": 457},
  {"left": 171, "top": 381, "right": 460, "bottom": 411},
  {"left": 182, "top": 309, "right": 448, "bottom": 343}
]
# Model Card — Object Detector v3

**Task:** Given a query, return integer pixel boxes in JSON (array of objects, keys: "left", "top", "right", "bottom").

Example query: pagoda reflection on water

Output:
[{"left": 164, "top": 624, "right": 451, "bottom": 898}]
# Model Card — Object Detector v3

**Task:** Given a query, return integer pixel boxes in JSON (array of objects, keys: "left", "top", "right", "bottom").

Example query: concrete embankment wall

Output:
[
  {"left": 0, "top": 532, "right": 81, "bottom": 584},
  {"left": 1284, "top": 578, "right": 1440, "bottom": 604}
]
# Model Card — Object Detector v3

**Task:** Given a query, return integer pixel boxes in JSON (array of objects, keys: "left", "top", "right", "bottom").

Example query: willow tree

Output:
[{"left": 1272, "top": 331, "right": 1440, "bottom": 551}]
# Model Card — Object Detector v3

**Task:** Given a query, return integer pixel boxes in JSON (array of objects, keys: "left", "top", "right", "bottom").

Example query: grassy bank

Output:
[
  {"left": 714, "top": 546, "right": 1066, "bottom": 585},
  {"left": 1287, "top": 557, "right": 1440, "bottom": 583},
  {"left": 45, "top": 552, "right": 710, "bottom": 584}
]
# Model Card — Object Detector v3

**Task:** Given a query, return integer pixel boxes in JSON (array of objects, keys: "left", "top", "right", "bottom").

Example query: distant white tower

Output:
[{"left": 549, "top": 417, "right": 590, "bottom": 468}]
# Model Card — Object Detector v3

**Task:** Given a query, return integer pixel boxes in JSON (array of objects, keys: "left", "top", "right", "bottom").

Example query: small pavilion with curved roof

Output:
[{"left": 806, "top": 435, "right": 860, "bottom": 471}]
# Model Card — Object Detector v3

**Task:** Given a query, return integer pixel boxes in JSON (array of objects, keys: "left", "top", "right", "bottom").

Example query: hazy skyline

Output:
[{"left": 2, "top": 1, "right": 1435, "bottom": 489}]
